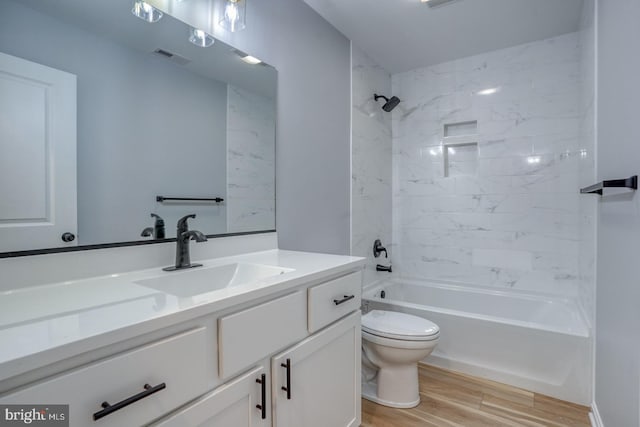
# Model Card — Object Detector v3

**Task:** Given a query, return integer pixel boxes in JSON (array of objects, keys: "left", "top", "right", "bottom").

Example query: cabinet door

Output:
[
  {"left": 272, "top": 311, "right": 361, "bottom": 427},
  {"left": 151, "top": 366, "right": 269, "bottom": 427}
]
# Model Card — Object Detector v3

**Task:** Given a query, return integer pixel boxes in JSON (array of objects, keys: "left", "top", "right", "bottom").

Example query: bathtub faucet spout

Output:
[{"left": 376, "top": 264, "right": 392, "bottom": 273}]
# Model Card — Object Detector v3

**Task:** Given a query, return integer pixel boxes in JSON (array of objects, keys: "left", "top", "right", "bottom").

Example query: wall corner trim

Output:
[{"left": 589, "top": 403, "right": 604, "bottom": 427}]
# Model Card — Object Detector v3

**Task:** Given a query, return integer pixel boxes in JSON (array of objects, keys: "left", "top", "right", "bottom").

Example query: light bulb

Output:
[
  {"left": 189, "top": 28, "right": 215, "bottom": 47},
  {"left": 132, "top": 1, "right": 163, "bottom": 23},
  {"left": 220, "top": 0, "right": 246, "bottom": 32},
  {"left": 225, "top": 2, "right": 238, "bottom": 24}
]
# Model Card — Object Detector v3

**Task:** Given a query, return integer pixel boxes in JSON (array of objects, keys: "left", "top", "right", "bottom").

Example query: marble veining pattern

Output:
[
  {"left": 351, "top": 46, "right": 393, "bottom": 284},
  {"left": 391, "top": 32, "right": 594, "bottom": 298},
  {"left": 577, "top": 0, "right": 597, "bottom": 326},
  {"left": 226, "top": 85, "right": 276, "bottom": 232}
]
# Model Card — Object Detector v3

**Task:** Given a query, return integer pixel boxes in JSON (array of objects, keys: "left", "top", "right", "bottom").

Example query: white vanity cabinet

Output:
[
  {"left": 151, "top": 365, "right": 270, "bottom": 427},
  {"left": 271, "top": 311, "right": 361, "bottom": 427},
  {"left": 153, "top": 270, "right": 363, "bottom": 427},
  {"left": 0, "top": 265, "right": 363, "bottom": 427},
  {"left": 153, "top": 312, "right": 361, "bottom": 427}
]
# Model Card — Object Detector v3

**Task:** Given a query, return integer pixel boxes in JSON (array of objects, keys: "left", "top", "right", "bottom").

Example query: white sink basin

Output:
[{"left": 136, "top": 263, "right": 294, "bottom": 297}]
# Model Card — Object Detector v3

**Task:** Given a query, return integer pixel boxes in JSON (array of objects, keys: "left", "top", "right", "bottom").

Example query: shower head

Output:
[{"left": 374, "top": 94, "right": 401, "bottom": 112}]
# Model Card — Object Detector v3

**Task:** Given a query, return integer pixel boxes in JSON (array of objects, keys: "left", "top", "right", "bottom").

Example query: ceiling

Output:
[
  {"left": 303, "top": 0, "right": 584, "bottom": 74},
  {"left": 18, "top": 0, "right": 276, "bottom": 98}
]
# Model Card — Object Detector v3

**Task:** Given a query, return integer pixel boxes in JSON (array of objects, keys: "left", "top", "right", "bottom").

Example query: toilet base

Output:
[{"left": 362, "top": 376, "right": 420, "bottom": 409}]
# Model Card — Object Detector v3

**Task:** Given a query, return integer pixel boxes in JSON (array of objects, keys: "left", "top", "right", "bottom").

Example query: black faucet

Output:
[
  {"left": 376, "top": 264, "right": 392, "bottom": 273},
  {"left": 373, "top": 239, "right": 392, "bottom": 272},
  {"left": 141, "top": 213, "right": 166, "bottom": 239},
  {"left": 151, "top": 213, "right": 165, "bottom": 239},
  {"left": 141, "top": 227, "right": 154, "bottom": 238},
  {"left": 373, "top": 239, "right": 388, "bottom": 258},
  {"left": 163, "top": 214, "right": 208, "bottom": 271}
]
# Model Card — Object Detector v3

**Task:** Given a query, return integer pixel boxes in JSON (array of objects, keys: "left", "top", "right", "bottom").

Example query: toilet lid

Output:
[{"left": 362, "top": 310, "right": 439, "bottom": 341}]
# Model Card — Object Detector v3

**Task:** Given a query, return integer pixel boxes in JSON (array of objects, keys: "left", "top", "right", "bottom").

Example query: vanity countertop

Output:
[{"left": 0, "top": 249, "right": 364, "bottom": 383}]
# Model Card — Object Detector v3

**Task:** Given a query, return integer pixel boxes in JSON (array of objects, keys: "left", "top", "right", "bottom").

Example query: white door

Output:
[
  {"left": 272, "top": 312, "right": 361, "bottom": 427},
  {"left": 0, "top": 52, "right": 77, "bottom": 252},
  {"left": 151, "top": 366, "right": 270, "bottom": 427}
]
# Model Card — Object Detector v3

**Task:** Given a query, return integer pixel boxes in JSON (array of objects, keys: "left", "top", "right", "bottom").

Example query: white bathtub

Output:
[{"left": 363, "top": 278, "right": 592, "bottom": 405}]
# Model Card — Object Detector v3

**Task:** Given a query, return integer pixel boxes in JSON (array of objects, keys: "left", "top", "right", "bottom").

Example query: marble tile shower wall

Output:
[
  {"left": 226, "top": 85, "right": 276, "bottom": 233},
  {"left": 351, "top": 46, "right": 393, "bottom": 284},
  {"left": 578, "top": 0, "right": 597, "bottom": 324},
  {"left": 391, "top": 32, "right": 592, "bottom": 297}
]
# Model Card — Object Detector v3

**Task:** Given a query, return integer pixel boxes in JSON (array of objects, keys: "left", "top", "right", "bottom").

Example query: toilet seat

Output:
[
  {"left": 362, "top": 310, "right": 439, "bottom": 341},
  {"left": 362, "top": 329, "right": 439, "bottom": 350}
]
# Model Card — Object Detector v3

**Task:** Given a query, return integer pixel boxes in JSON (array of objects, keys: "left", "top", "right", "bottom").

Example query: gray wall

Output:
[
  {"left": 150, "top": 0, "right": 352, "bottom": 255},
  {"left": 0, "top": 0, "right": 228, "bottom": 244},
  {"left": 595, "top": 0, "right": 640, "bottom": 424}
]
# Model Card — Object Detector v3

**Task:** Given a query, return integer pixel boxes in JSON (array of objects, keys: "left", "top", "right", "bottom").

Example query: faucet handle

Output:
[
  {"left": 177, "top": 214, "right": 196, "bottom": 233},
  {"left": 373, "top": 239, "right": 388, "bottom": 258}
]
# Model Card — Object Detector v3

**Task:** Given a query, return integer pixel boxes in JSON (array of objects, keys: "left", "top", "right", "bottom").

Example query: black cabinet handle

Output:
[
  {"left": 93, "top": 383, "right": 166, "bottom": 421},
  {"left": 333, "top": 295, "right": 355, "bottom": 306},
  {"left": 256, "top": 374, "right": 266, "bottom": 419},
  {"left": 281, "top": 358, "right": 291, "bottom": 400}
]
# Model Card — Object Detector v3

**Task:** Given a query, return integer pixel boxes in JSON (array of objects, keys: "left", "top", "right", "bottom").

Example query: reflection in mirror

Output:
[{"left": 0, "top": 0, "right": 276, "bottom": 254}]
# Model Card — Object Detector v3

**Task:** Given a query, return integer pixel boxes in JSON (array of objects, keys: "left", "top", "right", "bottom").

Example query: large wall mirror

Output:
[{"left": 0, "top": 0, "right": 276, "bottom": 255}]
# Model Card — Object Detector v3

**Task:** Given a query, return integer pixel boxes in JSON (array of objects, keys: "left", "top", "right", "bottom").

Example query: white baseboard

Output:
[{"left": 589, "top": 403, "right": 604, "bottom": 427}]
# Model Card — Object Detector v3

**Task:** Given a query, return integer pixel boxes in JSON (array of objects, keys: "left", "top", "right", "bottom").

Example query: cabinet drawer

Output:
[
  {"left": 0, "top": 328, "right": 214, "bottom": 427},
  {"left": 219, "top": 291, "right": 306, "bottom": 379},
  {"left": 308, "top": 271, "right": 361, "bottom": 333}
]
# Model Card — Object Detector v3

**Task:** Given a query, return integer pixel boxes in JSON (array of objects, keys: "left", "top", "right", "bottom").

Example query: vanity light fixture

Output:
[
  {"left": 189, "top": 28, "right": 215, "bottom": 47},
  {"left": 220, "top": 0, "right": 246, "bottom": 32},
  {"left": 241, "top": 55, "right": 262, "bottom": 65},
  {"left": 132, "top": 0, "right": 163, "bottom": 23}
]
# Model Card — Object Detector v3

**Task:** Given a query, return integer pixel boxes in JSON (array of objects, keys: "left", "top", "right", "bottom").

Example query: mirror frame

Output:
[{"left": 0, "top": 229, "right": 276, "bottom": 259}]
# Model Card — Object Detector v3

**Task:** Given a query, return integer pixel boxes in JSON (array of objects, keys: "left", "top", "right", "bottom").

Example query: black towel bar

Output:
[
  {"left": 156, "top": 196, "right": 224, "bottom": 203},
  {"left": 580, "top": 176, "right": 637, "bottom": 195}
]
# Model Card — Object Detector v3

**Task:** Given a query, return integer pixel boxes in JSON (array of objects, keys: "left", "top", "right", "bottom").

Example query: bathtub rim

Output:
[{"left": 362, "top": 277, "right": 590, "bottom": 338}]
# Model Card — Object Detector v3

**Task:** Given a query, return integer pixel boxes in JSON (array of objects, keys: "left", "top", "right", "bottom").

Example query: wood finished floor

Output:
[{"left": 361, "top": 364, "right": 591, "bottom": 427}]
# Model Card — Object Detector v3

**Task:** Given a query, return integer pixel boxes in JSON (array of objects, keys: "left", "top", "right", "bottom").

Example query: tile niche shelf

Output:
[{"left": 443, "top": 121, "right": 479, "bottom": 178}]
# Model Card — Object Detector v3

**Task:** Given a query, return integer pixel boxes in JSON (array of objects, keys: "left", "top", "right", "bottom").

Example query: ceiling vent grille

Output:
[
  {"left": 152, "top": 48, "right": 190, "bottom": 65},
  {"left": 426, "top": 0, "right": 460, "bottom": 9}
]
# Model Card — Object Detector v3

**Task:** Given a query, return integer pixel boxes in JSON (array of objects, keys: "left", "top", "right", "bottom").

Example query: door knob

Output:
[{"left": 61, "top": 232, "right": 75, "bottom": 242}]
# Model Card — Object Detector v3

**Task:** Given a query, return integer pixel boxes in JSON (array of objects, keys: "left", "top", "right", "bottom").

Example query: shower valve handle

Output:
[{"left": 373, "top": 239, "right": 388, "bottom": 258}]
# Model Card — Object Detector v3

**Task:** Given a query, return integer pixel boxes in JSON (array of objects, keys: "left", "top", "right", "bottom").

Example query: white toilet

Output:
[{"left": 361, "top": 310, "right": 440, "bottom": 408}]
